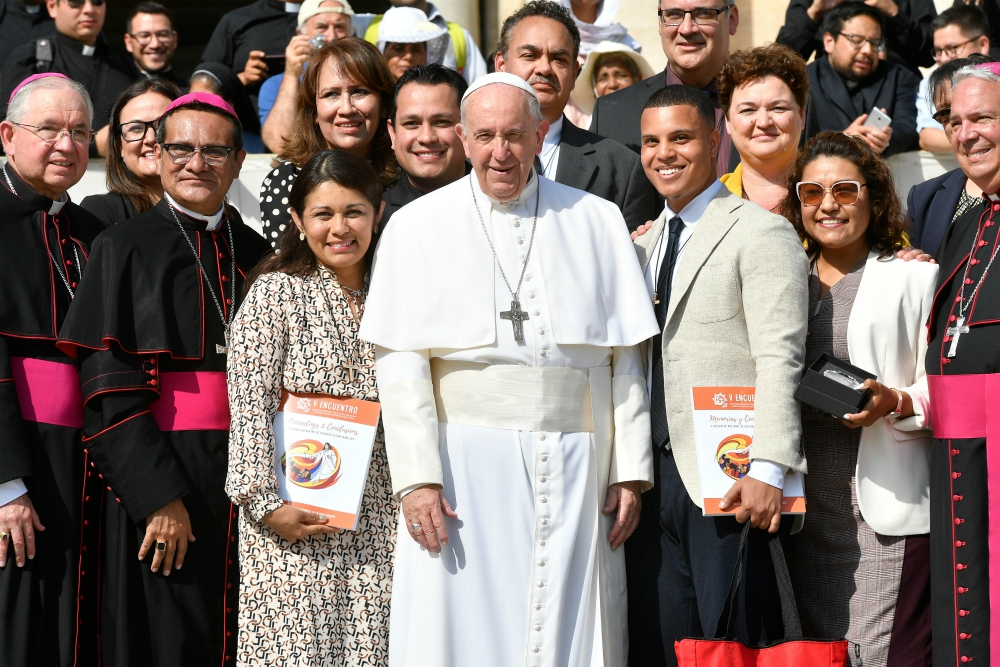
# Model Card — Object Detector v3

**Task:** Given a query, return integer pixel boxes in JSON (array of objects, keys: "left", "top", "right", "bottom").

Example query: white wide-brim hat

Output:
[
  {"left": 377, "top": 6, "right": 446, "bottom": 47},
  {"left": 570, "top": 41, "right": 655, "bottom": 114}
]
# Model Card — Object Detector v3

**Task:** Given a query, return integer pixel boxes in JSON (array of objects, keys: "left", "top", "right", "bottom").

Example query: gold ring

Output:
[{"left": 0, "top": 531, "right": 7, "bottom": 543}]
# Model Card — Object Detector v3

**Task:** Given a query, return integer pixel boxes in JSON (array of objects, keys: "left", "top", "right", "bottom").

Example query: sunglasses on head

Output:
[
  {"left": 796, "top": 180, "right": 866, "bottom": 207},
  {"left": 64, "top": 0, "right": 105, "bottom": 8}
]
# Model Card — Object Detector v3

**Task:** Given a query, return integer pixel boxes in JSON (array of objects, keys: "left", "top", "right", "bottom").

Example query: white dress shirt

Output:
[
  {"left": 537, "top": 116, "right": 562, "bottom": 179},
  {"left": 642, "top": 179, "right": 788, "bottom": 489}
]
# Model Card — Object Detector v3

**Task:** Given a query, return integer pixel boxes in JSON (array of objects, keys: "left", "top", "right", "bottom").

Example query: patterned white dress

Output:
[{"left": 226, "top": 268, "right": 395, "bottom": 666}]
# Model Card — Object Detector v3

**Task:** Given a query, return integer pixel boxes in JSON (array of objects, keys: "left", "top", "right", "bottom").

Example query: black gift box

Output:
[{"left": 794, "top": 353, "right": 877, "bottom": 418}]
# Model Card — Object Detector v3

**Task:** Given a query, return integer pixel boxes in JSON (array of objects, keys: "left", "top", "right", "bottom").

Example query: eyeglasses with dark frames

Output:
[
  {"left": 837, "top": 32, "right": 887, "bottom": 52},
  {"left": 64, "top": 0, "right": 105, "bottom": 7},
  {"left": 11, "top": 122, "right": 93, "bottom": 146},
  {"left": 160, "top": 143, "right": 234, "bottom": 166},
  {"left": 657, "top": 6, "right": 731, "bottom": 26},
  {"left": 127, "top": 30, "right": 175, "bottom": 46},
  {"left": 932, "top": 37, "right": 980, "bottom": 61},
  {"left": 796, "top": 180, "right": 867, "bottom": 207},
  {"left": 119, "top": 119, "right": 161, "bottom": 142}
]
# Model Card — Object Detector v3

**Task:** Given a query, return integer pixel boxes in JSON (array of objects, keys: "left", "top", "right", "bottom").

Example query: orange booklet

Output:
[
  {"left": 273, "top": 390, "right": 380, "bottom": 530},
  {"left": 691, "top": 387, "right": 806, "bottom": 516}
]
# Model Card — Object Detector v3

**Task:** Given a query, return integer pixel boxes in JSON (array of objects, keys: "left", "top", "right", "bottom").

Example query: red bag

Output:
[{"left": 674, "top": 523, "right": 849, "bottom": 667}]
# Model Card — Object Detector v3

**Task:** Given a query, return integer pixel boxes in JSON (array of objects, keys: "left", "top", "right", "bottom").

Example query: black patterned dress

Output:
[{"left": 226, "top": 267, "right": 395, "bottom": 666}]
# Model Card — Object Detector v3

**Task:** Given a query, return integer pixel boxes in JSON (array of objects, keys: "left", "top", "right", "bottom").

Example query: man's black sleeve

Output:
[
  {"left": 199, "top": 15, "right": 237, "bottom": 69},
  {"left": 776, "top": 0, "right": 821, "bottom": 61},
  {"left": 887, "top": 0, "right": 937, "bottom": 70}
]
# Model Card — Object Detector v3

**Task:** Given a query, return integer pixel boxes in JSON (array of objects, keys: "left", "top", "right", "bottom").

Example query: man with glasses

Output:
[
  {"left": 803, "top": 1, "right": 919, "bottom": 157},
  {"left": 776, "top": 0, "right": 935, "bottom": 76},
  {"left": 918, "top": 6, "right": 992, "bottom": 154},
  {"left": 589, "top": 0, "right": 739, "bottom": 181},
  {"left": 0, "top": 0, "right": 54, "bottom": 69},
  {"left": 0, "top": 0, "right": 133, "bottom": 157},
  {"left": 123, "top": 1, "right": 185, "bottom": 88},
  {"left": 58, "top": 92, "right": 270, "bottom": 667},
  {"left": 0, "top": 72, "right": 107, "bottom": 667}
]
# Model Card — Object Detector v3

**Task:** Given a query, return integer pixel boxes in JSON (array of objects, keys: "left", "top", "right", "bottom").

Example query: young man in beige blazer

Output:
[{"left": 626, "top": 84, "right": 809, "bottom": 667}]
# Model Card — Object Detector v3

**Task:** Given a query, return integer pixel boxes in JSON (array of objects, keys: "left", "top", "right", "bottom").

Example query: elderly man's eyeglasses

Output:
[
  {"left": 932, "top": 107, "right": 951, "bottom": 126},
  {"left": 796, "top": 180, "right": 867, "bottom": 206},
  {"left": 128, "top": 30, "right": 175, "bottom": 46},
  {"left": 161, "top": 143, "right": 234, "bottom": 166},
  {"left": 119, "top": 120, "right": 160, "bottom": 142},
  {"left": 657, "top": 6, "right": 731, "bottom": 26},
  {"left": 932, "top": 37, "right": 979, "bottom": 61},
  {"left": 837, "top": 32, "right": 887, "bottom": 52},
  {"left": 11, "top": 122, "right": 93, "bottom": 146}
]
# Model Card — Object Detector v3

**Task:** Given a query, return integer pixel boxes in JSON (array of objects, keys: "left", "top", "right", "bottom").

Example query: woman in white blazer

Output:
[{"left": 780, "top": 132, "right": 936, "bottom": 667}]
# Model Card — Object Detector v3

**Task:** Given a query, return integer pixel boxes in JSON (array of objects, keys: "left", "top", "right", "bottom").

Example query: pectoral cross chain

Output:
[
  {"left": 946, "top": 316, "right": 969, "bottom": 358},
  {"left": 500, "top": 299, "right": 530, "bottom": 344}
]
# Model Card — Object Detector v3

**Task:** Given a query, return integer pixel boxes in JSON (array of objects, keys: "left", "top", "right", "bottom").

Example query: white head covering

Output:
[
  {"left": 570, "top": 41, "right": 654, "bottom": 114},
  {"left": 377, "top": 6, "right": 447, "bottom": 48},
  {"left": 461, "top": 72, "right": 539, "bottom": 103},
  {"left": 297, "top": 0, "right": 354, "bottom": 28},
  {"left": 558, "top": 0, "right": 640, "bottom": 59}
]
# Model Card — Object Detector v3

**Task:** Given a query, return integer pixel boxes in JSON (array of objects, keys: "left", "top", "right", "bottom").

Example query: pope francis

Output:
[{"left": 359, "top": 72, "right": 660, "bottom": 667}]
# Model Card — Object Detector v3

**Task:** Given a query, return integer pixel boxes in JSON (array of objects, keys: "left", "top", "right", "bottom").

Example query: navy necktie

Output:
[{"left": 650, "top": 216, "right": 686, "bottom": 449}]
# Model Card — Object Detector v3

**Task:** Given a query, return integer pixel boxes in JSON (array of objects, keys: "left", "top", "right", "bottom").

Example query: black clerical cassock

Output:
[
  {"left": 924, "top": 193, "right": 1000, "bottom": 667},
  {"left": 0, "top": 165, "right": 106, "bottom": 666},
  {"left": 57, "top": 200, "right": 269, "bottom": 667}
]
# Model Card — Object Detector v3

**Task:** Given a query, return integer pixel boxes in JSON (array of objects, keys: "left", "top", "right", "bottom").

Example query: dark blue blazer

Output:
[{"left": 905, "top": 167, "right": 967, "bottom": 259}]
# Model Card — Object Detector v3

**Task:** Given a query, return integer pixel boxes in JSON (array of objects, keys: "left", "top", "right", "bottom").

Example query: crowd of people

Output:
[{"left": 0, "top": 1, "right": 998, "bottom": 667}]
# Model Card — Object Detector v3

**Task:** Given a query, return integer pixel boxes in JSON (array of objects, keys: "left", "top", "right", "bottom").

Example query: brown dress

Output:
[
  {"left": 226, "top": 268, "right": 396, "bottom": 666},
  {"left": 785, "top": 259, "right": 907, "bottom": 667}
]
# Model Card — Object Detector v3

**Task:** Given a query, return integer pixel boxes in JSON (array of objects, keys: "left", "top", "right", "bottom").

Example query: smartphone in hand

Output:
[{"left": 862, "top": 107, "right": 892, "bottom": 130}]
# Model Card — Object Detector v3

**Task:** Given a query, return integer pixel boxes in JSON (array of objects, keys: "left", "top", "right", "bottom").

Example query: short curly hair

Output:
[
  {"left": 782, "top": 131, "right": 907, "bottom": 259},
  {"left": 717, "top": 43, "right": 810, "bottom": 116}
]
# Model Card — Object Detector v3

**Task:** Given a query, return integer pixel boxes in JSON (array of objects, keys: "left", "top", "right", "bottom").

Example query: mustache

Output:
[{"left": 528, "top": 74, "right": 560, "bottom": 93}]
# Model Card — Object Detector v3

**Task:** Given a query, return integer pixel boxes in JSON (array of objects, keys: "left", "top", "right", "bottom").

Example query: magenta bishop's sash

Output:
[
  {"left": 150, "top": 371, "right": 230, "bottom": 432},
  {"left": 928, "top": 373, "right": 1000, "bottom": 662},
  {"left": 11, "top": 357, "right": 84, "bottom": 428}
]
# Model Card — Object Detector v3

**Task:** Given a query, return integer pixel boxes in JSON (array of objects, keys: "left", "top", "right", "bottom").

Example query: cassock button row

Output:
[
  {"left": 953, "top": 472, "right": 962, "bottom": 479},
  {"left": 971, "top": 259, "right": 980, "bottom": 265},
  {"left": 961, "top": 633, "right": 971, "bottom": 640},
  {"left": 60, "top": 238, "right": 67, "bottom": 245},
  {"left": 954, "top": 494, "right": 963, "bottom": 501},
  {"left": 957, "top": 563, "right": 967, "bottom": 570},
  {"left": 959, "top": 587, "right": 968, "bottom": 594},
  {"left": 956, "top": 518, "right": 965, "bottom": 525},
  {"left": 961, "top": 656, "right": 973, "bottom": 663},
  {"left": 959, "top": 609, "right": 970, "bottom": 616},
  {"left": 957, "top": 541, "right": 966, "bottom": 547}
]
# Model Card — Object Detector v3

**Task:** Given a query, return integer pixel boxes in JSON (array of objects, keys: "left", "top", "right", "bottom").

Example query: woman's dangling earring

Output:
[{"left": 299, "top": 231, "right": 305, "bottom": 241}]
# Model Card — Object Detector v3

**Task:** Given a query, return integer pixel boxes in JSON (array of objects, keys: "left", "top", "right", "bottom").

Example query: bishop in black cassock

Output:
[
  {"left": 924, "top": 67, "right": 1000, "bottom": 667},
  {"left": 0, "top": 74, "right": 106, "bottom": 667},
  {"left": 57, "top": 92, "right": 269, "bottom": 667}
]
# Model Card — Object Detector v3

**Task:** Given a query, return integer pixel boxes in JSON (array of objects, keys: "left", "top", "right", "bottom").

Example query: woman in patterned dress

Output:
[
  {"left": 227, "top": 150, "right": 394, "bottom": 666},
  {"left": 259, "top": 37, "right": 398, "bottom": 247},
  {"left": 781, "top": 132, "right": 937, "bottom": 667}
]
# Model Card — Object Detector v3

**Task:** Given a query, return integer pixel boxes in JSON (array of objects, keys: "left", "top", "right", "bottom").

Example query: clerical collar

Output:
[
  {"left": 987, "top": 193, "right": 1000, "bottom": 202},
  {"left": 1, "top": 162, "right": 69, "bottom": 214},
  {"left": 25, "top": 3, "right": 41, "bottom": 13},
  {"left": 285, "top": 2, "right": 302, "bottom": 12},
  {"left": 666, "top": 179, "right": 722, "bottom": 225},
  {"left": 164, "top": 192, "right": 224, "bottom": 230},
  {"left": 480, "top": 169, "right": 540, "bottom": 209},
  {"left": 82, "top": 44, "right": 95, "bottom": 56}
]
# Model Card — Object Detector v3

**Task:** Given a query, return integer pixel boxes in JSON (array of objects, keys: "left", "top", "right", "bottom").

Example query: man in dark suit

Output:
[
  {"left": 907, "top": 168, "right": 966, "bottom": 257},
  {"left": 776, "top": 0, "right": 936, "bottom": 76},
  {"left": 803, "top": 1, "right": 919, "bottom": 157},
  {"left": 589, "top": 0, "right": 739, "bottom": 179},
  {"left": 0, "top": 0, "right": 52, "bottom": 69},
  {"left": 496, "top": 0, "right": 659, "bottom": 230}
]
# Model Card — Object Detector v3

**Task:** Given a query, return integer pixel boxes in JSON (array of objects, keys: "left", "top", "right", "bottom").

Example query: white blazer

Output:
[{"left": 844, "top": 251, "right": 937, "bottom": 536}]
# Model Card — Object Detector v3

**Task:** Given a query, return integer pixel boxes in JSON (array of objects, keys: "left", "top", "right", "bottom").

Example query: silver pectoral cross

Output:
[
  {"left": 500, "top": 299, "right": 530, "bottom": 344},
  {"left": 216, "top": 328, "right": 230, "bottom": 355},
  {"left": 947, "top": 316, "right": 970, "bottom": 358}
]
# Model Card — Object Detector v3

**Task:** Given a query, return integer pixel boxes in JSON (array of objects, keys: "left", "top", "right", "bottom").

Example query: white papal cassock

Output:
[{"left": 359, "top": 172, "right": 659, "bottom": 667}]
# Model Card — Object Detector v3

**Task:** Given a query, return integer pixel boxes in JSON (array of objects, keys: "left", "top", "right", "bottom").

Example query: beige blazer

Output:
[{"left": 634, "top": 188, "right": 809, "bottom": 507}]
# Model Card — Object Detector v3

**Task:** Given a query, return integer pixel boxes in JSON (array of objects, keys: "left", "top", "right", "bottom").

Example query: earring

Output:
[{"left": 299, "top": 232, "right": 305, "bottom": 241}]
